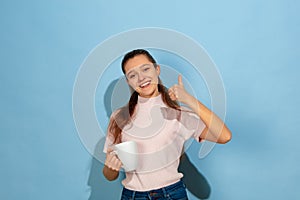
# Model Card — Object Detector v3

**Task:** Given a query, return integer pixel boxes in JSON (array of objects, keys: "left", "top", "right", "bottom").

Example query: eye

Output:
[
  {"left": 129, "top": 74, "right": 136, "bottom": 79},
  {"left": 143, "top": 67, "right": 150, "bottom": 72}
]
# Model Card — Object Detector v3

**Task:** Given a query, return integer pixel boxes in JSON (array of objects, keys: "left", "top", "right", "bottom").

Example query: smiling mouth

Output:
[{"left": 139, "top": 81, "right": 151, "bottom": 89}]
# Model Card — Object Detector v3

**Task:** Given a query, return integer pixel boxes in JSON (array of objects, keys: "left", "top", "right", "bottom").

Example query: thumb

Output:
[
  {"left": 107, "top": 147, "right": 114, "bottom": 153},
  {"left": 178, "top": 75, "right": 184, "bottom": 87}
]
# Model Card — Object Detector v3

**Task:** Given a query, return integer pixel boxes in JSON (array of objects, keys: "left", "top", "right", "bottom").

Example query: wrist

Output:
[{"left": 182, "top": 93, "right": 196, "bottom": 105}]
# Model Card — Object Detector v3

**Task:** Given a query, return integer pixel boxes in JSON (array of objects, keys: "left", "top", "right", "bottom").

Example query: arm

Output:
[
  {"left": 168, "top": 75, "right": 232, "bottom": 144},
  {"left": 182, "top": 95, "right": 231, "bottom": 144},
  {"left": 102, "top": 149, "right": 122, "bottom": 181}
]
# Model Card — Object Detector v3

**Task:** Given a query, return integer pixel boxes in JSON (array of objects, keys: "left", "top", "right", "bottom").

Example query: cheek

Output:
[
  {"left": 150, "top": 72, "right": 159, "bottom": 82},
  {"left": 127, "top": 80, "right": 138, "bottom": 89}
]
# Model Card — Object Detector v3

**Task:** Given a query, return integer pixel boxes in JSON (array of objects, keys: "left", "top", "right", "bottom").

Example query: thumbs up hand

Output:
[{"left": 168, "top": 75, "right": 189, "bottom": 103}]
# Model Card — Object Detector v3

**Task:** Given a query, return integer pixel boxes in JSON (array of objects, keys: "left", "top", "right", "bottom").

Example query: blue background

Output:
[{"left": 1, "top": 0, "right": 299, "bottom": 199}]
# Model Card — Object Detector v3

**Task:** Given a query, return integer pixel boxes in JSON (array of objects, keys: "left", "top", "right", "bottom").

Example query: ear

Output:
[{"left": 156, "top": 65, "right": 161, "bottom": 76}]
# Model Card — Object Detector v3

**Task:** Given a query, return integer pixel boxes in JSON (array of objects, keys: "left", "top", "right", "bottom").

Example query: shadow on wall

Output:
[
  {"left": 87, "top": 79, "right": 211, "bottom": 200},
  {"left": 87, "top": 138, "right": 125, "bottom": 200},
  {"left": 179, "top": 153, "right": 211, "bottom": 199}
]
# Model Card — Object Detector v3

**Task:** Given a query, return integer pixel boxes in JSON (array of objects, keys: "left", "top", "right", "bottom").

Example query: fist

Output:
[
  {"left": 168, "top": 75, "right": 188, "bottom": 102},
  {"left": 105, "top": 148, "right": 122, "bottom": 171}
]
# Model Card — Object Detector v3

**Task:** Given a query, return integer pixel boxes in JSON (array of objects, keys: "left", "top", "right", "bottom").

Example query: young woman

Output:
[{"left": 103, "top": 49, "right": 231, "bottom": 200}]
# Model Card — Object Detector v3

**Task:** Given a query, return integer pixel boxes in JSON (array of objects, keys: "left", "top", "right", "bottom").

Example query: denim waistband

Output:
[{"left": 122, "top": 179, "right": 186, "bottom": 199}]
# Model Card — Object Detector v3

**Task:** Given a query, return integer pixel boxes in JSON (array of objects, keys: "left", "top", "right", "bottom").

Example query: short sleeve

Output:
[
  {"left": 103, "top": 135, "right": 114, "bottom": 154},
  {"left": 178, "top": 107, "right": 206, "bottom": 142}
]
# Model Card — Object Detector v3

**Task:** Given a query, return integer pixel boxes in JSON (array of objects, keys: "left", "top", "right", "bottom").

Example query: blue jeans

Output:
[{"left": 121, "top": 180, "right": 188, "bottom": 200}]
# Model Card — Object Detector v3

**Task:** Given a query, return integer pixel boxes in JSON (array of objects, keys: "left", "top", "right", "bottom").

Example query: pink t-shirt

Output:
[{"left": 103, "top": 94, "right": 206, "bottom": 191}]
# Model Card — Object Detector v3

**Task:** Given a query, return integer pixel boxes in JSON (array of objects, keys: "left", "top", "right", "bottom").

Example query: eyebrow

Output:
[{"left": 126, "top": 64, "right": 151, "bottom": 76}]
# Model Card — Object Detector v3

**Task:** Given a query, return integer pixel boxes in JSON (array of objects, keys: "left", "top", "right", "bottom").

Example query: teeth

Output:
[{"left": 140, "top": 81, "right": 150, "bottom": 88}]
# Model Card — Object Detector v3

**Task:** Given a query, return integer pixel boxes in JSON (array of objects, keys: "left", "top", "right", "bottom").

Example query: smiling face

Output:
[{"left": 124, "top": 54, "right": 160, "bottom": 98}]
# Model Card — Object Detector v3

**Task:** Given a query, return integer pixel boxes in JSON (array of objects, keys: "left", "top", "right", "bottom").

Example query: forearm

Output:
[
  {"left": 103, "top": 165, "right": 119, "bottom": 181},
  {"left": 183, "top": 94, "right": 231, "bottom": 143}
]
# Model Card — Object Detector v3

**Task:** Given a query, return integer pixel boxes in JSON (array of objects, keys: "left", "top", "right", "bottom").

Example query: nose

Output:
[{"left": 137, "top": 71, "right": 146, "bottom": 82}]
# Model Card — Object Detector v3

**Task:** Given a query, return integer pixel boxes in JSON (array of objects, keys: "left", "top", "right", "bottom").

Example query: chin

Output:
[{"left": 136, "top": 85, "right": 159, "bottom": 97}]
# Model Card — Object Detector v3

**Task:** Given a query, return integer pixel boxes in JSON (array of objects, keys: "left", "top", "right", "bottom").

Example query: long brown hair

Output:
[{"left": 108, "top": 49, "right": 180, "bottom": 144}]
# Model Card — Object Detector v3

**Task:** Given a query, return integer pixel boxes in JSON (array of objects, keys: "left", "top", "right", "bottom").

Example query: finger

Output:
[
  {"left": 106, "top": 157, "right": 119, "bottom": 170},
  {"left": 170, "top": 94, "right": 176, "bottom": 101},
  {"left": 175, "top": 92, "right": 178, "bottom": 98},
  {"left": 110, "top": 165, "right": 118, "bottom": 171},
  {"left": 168, "top": 89, "right": 174, "bottom": 97},
  {"left": 117, "top": 162, "right": 122, "bottom": 170},
  {"left": 106, "top": 152, "right": 117, "bottom": 162},
  {"left": 168, "top": 90, "right": 174, "bottom": 97},
  {"left": 169, "top": 86, "right": 176, "bottom": 92},
  {"left": 107, "top": 148, "right": 113, "bottom": 153},
  {"left": 113, "top": 158, "right": 119, "bottom": 166},
  {"left": 114, "top": 159, "right": 122, "bottom": 170},
  {"left": 168, "top": 90, "right": 173, "bottom": 97},
  {"left": 117, "top": 160, "right": 122, "bottom": 168},
  {"left": 106, "top": 155, "right": 114, "bottom": 164},
  {"left": 106, "top": 151, "right": 113, "bottom": 159},
  {"left": 178, "top": 75, "right": 183, "bottom": 87}
]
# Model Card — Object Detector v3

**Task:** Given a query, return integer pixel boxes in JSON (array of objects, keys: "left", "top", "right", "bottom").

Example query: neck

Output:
[{"left": 139, "top": 89, "right": 160, "bottom": 98}]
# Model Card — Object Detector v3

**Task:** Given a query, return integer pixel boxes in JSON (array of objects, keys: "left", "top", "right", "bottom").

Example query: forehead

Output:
[{"left": 124, "top": 54, "right": 152, "bottom": 73}]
